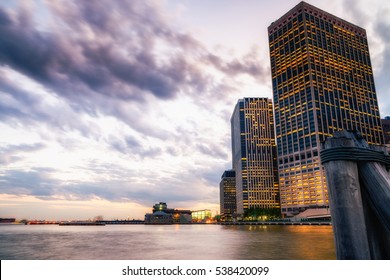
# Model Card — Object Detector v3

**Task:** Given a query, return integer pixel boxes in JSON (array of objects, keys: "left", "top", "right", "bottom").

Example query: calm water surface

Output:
[{"left": 0, "top": 224, "right": 335, "bottom": 260}]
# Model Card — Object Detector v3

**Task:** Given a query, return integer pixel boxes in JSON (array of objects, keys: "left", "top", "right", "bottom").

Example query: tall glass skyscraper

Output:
[
  {"left": 231, "top": 98, "right": 279, "bottom": 215},
  {"left": 268, "top": 1, "right": 384, "bottom": 216}
]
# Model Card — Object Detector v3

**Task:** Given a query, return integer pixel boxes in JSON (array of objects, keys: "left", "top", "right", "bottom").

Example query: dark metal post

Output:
[
  {"left": 322, "top": 130, "right": 390, "bottom": 259},
  {"left": 322, "top": 131, "right": 371, "bottom": 259}
]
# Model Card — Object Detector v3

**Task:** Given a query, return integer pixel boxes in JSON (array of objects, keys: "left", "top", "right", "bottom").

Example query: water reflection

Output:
[
  {"left": 221, "top": 225, "right": 335, "bottom": 259},
  {"left": 0, "top": 224, "right": 335, "bottom": 260}
]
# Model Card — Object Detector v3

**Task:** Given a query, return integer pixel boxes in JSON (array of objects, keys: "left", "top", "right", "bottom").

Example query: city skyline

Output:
[{"left": 1, "top": 0, "right": 390, "bottom": 220}]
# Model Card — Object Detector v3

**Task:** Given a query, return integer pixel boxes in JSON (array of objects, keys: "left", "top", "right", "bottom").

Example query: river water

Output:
[{"left": 0, "top": 224, "right": 335, "bottom": 260}]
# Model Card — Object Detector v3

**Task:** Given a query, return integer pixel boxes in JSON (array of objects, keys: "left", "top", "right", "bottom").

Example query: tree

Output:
[{"left": 243, "top": 207, "right": 281, "bottom": 221}]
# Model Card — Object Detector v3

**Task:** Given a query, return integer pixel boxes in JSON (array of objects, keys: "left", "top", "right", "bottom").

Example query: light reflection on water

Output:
[{"left": 0, "top": 224, "right": 335, "bottom": 260}]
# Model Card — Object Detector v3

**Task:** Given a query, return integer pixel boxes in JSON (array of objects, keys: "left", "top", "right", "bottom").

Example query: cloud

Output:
[
  {"left": 374, "top": 7, "right": 390, "bottom": 115},
  {"left": 0, "top": 164, "right": 217, "bottom": 207},
  {"left": 0, "top": 0, "right": 267, "bottom": 143},
  {"left": 197, "top": 143, "right": 229, "bottom": 159},
  {"left": 109, "top": 134, "right": 163, "bottom": 159},
  {"left": 0, "top": 74, "right": 41, "bottom": 122},
  {"left": 0, "top": 169, "right": 57, "bottom": 197},
  {"left": 0, "top": 1, "right": 263, "bottom": 109},
  {"left": 205, "top": 47, "right": 269, "bottom": 81},
  {"left": 0, "top": 143, "right": 46, "bottom": 164},
  {"left": 0, "top": 1, "right": 188, "bottom": 115}
]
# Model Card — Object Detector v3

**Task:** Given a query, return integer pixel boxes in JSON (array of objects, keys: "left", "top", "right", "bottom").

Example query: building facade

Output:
[
  {"left": 219, "top": 170, "right": 236, "bottom": 221},
  {"left": 231, "top": 98, "right": 280, "bottom": 215},
  {"left": 381, "top": 117, "right": 390, "bottom": 144},
  {"left": 191, "top": 209, "right": 212, "bottom": 222},
  {"left": 145, "top": 202, "right": 192, "bottom": 224},
  {"left": 268, "top": 1, "right": 384, "bottom": 216},
  {"left": 145, "top": 211, "right": 173, "bottom": 224}
]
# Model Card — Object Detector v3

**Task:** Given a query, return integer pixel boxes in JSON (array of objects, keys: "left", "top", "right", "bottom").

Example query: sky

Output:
[{"left": 1, "top": 0, "right": 389, "bottom": 220}]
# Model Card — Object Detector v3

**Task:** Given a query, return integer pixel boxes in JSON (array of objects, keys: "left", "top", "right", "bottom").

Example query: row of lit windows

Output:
[
  {"left": 272, "top": 58, "right": 373, "bottom": 96},
  {"left": 280, "top": 189, "right": 327, "bottom": 196},
  {"left": 280, "top": 186, "right": 327, "bottom": 193},
  {"left": 280, "top": 188, "right": 328, "bottom": 195},
  {"left": 280, "top": 164, "right": 321, "bottom": 176},
  {"left": 310, "top": 66, "right": 375, "bottom": 91},
  {"left": 280, "top": 186, "right": 324, "bottom": 192},
  {"left": 305, "top": 19, "right": 370, "bottom": 59},
  {"left": 272, "top": 38, "right": 372, "bottom": 81},
  {"left": 272, "top": 80, "right": 383, "bottom": 146},
  {"left": 307, "top": 37, "right": 371, "bottom": 67}
]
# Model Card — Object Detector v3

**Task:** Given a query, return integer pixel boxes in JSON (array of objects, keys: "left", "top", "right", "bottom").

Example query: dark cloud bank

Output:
[{"left": 0, "top": 1, "right": 267, "bottom": 111}]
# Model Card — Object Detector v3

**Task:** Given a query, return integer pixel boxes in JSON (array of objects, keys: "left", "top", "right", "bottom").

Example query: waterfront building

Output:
[
  {"left": 268, "top": 1, "right": 384, "bottom": 216},
  {"left": 219, "top": 170, "right": 236, "bottom": 221},
  {"left": 145, "top": 202, "right": 192, "bottom": 224},
  {"left": 191, "top": 209, "right": 212, "bottom": 222},
  {"left": 145, "top": 211, "right": 173, "bottom": 224},
  {"left": 153, "top": 202, "right": 168, "bottom": 212},
  {"left": 231, "top": 98, "right": 280, "bottom": 215},
  {"left": 381, "top": 117, "right": 390, "bottom": 144}
]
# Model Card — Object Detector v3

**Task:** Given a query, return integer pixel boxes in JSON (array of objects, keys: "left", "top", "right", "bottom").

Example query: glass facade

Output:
[
  {"left": 268, "top": 2, "right": 384, "bottom": 216},
  {"left": 231, "top": 98, "right": 280, "bottom": 215},
  {"left": 192, "top": 210, "right": 212, "bottom": 222},
  {"left": 219, "top": 170, "right": 236, "bottom": 221}
]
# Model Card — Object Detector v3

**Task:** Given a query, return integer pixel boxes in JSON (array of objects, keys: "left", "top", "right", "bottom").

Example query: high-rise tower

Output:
[
  {"left": 231, "top": 98, "right": 279, "bottom": 215},
  {"left": 268, "top": 1, "right": 384, "bottom": 216}
]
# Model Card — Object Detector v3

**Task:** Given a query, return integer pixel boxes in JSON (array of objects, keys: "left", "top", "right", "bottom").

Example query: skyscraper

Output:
[
  {"left": 268, "top": 1, "right": 384, "bottom": 216},
  {"left": 231, "top": 98, "right": 279, "bottom": 215},
  {"left": 219, "top": 170, "right": 236, "bottom": 221}
]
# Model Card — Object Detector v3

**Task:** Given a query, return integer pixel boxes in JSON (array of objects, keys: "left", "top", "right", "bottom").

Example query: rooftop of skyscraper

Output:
[{"left": 268, "top": 1, "right": 366, "bottom": 36}]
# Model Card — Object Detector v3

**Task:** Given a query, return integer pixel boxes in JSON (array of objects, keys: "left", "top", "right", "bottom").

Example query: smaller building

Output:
[
  {"left": 145, "top": 202, "right": 192, "bottom": 224},
  {"left": 145, "top": 211, "right": 173, "bottom": 224},
  {"left": 192, "top": 209, "right": 212, "bottom": 223},
  {"left": 219, "top": 170, "right": 236, "bottom": 221},
  {"left": 382, "top": 117, "right": 390, "bottom": 144},
  {"left": 172, "top": 213, "right": 192, "bottom": 224}
]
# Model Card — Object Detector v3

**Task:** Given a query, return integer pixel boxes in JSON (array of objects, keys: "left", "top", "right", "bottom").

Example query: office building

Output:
[
  {"left": 381, "top": 117, "right": 390, "bottom": 144},
  {"left": 268, "top": 1, "right": 384, "bottom": 216},
  {"left": 231, "top": 98, "right": 279, "bottom": 215},
  {"left": 219, "top": 170, "right": 236, "bottom": 221}
]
